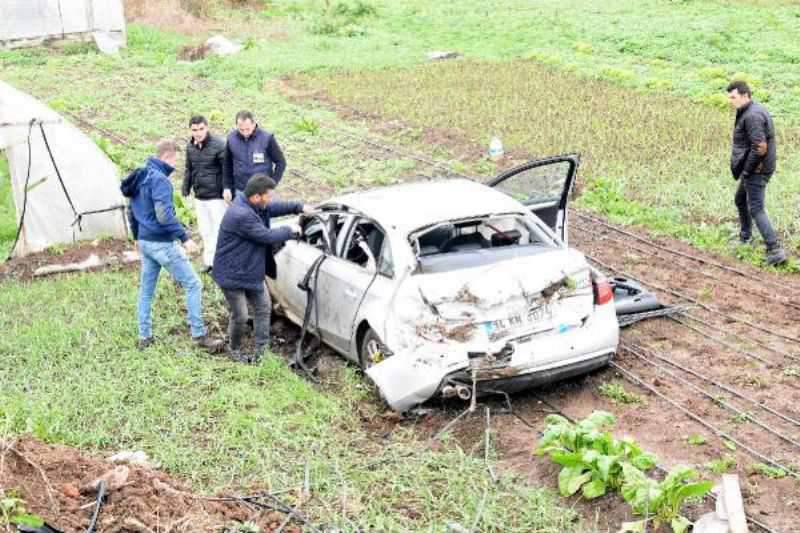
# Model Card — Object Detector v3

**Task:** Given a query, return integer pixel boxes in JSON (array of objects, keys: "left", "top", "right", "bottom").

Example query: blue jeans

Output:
[
  {"left": 138, "top": 240, "right": 206, "bottom": 339},
  {"left": 735, "top": 174, "right": 779, "bottom": 247}
]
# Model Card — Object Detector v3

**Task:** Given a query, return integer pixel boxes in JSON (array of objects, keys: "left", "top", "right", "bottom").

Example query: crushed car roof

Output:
[{"left": 329, "top": 178, "right": 527, "bottom": 233}]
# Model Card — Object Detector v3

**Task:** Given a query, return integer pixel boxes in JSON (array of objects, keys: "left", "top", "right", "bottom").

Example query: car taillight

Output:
[{"left": 592, "top": 274, "right": 614, "bottom": 306}]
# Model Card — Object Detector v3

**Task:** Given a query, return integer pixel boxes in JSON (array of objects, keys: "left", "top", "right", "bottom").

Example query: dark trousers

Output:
[
  {"left": 222, "top": 286, "right": 271, "bottom": 355},
  {"left": 735, "top": 174, "right": 779, "bottom": 247}
]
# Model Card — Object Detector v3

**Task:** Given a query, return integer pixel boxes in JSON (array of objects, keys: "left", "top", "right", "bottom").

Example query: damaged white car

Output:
[{"left": 268, "top": 155, "right": 619, "bottom": 412}]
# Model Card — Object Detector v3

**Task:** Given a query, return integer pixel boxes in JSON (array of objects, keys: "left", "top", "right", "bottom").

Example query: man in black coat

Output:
[
  {"left": 182, "top": 115, "right": 227, "bottom": 271},
  {"left": 727, "top": 80, "right": 786, "bottom": 266},
  {"left": 213, "top": 174, "right": 312, "bottom": 362}
]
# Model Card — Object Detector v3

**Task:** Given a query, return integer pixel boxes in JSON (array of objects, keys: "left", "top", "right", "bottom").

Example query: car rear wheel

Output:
[{"left": 359, "top": 327, "right": 389, "bottom": 371}]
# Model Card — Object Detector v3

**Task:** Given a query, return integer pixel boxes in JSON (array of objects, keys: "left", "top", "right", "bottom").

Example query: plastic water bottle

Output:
[{"left": 489, "top": 136, "right": 504, "bottom": 161}]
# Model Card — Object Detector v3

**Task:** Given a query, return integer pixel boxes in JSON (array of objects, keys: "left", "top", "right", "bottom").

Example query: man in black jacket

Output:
[
  {"left": 727, "top": 80, "right": 786, "bottom": 266},
  {"left": 213, "top": 174, "right": 312, "bottom": 363},
  {"left": 182, "top": 115, "right": 227, "bottom": 272}
]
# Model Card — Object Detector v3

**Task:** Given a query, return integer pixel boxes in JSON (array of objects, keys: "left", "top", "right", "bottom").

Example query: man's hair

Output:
[
  {"left": 727, "top": 80, "right": 751, "bottom": 96},
  {"left": 236, "top": 110, "right": 255, "bottom": 123},
  {"left": 156, "top": 139, "right": 179, "bottom": 159},
  {"left": 189, "top": 115, "right": 208, "bottom": 127},
  {"left": 244, "top": 173, "right": 277, "bottom": 197}
]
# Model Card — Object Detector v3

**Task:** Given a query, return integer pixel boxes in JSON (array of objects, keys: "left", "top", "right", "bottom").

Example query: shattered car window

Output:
[
  {"left": 414, "top": 215, "right": 545, "bottom": 257},
  {"left": 344, "top": 220, "right": 387, "bottom": 272},
  {"left": 493, "top": 160, "right": 570, "bottom": 205},
  {"left": 412, "top": 215, "right": 556, "bottom": 274}
]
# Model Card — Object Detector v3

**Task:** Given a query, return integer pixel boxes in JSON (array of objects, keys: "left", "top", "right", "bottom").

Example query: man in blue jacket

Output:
[
  {"left": 121, "top": 140, "right": 223, "bottom": 352},
  {"left": 222, "top": 111, "right": 287, "bottom": 203},
  {"left": 213, "top": 174, "right": 311, "bottom": 363}
]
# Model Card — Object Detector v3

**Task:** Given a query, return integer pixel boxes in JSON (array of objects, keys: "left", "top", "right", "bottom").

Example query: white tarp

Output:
[
  {"left": 0, "top": 80, "right": 128, "bottom": 257},
  {"left": 0, "top": 0, "right": 125, "bottom": 46}
]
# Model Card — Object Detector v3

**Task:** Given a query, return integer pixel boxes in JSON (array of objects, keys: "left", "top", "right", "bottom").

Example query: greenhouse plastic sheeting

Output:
[
  {"left": 0, "top": 80, "right": 128, "bottom": 257},
  {"left": 0, "top": 0, "right": 125, "bottom": 45}
]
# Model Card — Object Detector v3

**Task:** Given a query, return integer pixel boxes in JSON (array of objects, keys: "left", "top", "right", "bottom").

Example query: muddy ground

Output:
[{"left": 0, "top": 436, "right": 302, "bottom": 532}]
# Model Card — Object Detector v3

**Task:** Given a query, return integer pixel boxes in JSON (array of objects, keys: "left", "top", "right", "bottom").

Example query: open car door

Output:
[{"left": 486, "top": 154, "right": 579, "bottom": 244}]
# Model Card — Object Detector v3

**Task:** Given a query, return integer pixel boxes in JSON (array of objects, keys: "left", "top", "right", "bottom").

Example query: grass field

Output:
[{"left": 0, "top": 271, "right": 580, "bottom": 530}]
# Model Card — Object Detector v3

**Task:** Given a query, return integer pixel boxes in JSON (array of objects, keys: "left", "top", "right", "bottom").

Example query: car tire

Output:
[{"left": 359, "top": 327, "right": 390, "bottom": 371}]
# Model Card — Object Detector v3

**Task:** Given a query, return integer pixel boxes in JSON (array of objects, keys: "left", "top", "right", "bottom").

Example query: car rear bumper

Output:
[{"left": 441, "top": 348, "right": 615, "bottom": 396}]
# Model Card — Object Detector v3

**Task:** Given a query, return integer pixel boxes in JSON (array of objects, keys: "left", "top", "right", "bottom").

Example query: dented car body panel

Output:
[{"left": 269, "top": 155, "right": 620, "bottom": 411}]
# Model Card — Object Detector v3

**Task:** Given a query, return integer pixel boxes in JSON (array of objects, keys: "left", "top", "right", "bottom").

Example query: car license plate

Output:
[{"left": 482, "top": 303, "right": 554, "bottom": 341}]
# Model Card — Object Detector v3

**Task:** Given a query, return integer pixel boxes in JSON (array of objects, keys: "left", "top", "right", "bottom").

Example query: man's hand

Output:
[
  {"left": 753, "top": 141, "right": 768, "bottom": 156},
  {"left": 183, "top": 239, "right": 199, "bottom": 255},
  {"left": 223, "top": 189, "right": 233, "bottom": 204},
  {"left": 287, "top": 223, "right": 303, "bottom": 239},
  {"left": 302, "top": 205, "right": 317, "bottom": 215}
]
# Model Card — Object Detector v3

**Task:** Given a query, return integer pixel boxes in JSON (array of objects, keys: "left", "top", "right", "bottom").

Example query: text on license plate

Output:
[{"left": 482, "top": 304, "right": 554, "bottom": 341}]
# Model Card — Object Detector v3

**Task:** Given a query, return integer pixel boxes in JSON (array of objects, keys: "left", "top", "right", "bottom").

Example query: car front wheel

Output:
[{"left": 359, "top": 327, "right": 390, "bottom": 371}]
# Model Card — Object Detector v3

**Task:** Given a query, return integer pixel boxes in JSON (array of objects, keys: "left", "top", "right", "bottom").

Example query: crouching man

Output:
[
  {"left": 121, "top": 139, "right": 223, "bottom": 352},
  {"left": 212, "top": 174, "right": 313, "bottom": 362}
]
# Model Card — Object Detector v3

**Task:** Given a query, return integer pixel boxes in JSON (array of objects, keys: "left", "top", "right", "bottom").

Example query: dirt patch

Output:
[
  {"left": 0, "top": 436, "right": 303, "bottom": 532},
  {"left": 0, "top": 239, "right": 137, "bottom": 283},
  {"left": 124, "top": 0, "right": 210, "bottom": 34}
]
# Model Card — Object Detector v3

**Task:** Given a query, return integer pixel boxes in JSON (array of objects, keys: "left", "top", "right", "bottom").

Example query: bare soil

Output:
[
  {"left": 0, "top": 436, "right": 302, "bottom": 533},
  {"left": 0, "top": 239, "right": 136, "bottom": 282}
]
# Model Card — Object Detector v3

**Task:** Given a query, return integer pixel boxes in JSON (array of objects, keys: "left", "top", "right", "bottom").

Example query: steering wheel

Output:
[{"left": 347, "top": 229, "right": 369, "bottom": 265}]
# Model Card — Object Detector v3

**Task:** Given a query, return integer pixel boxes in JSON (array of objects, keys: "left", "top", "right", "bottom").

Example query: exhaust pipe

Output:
[
  {"left": 455, "top": 385, "right": 472, "bottom": 401},
  {"left": 441, "top": 385, "right": 457, "bottom": 399}
]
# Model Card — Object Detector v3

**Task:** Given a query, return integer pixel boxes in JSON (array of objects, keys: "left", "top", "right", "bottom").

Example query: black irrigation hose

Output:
[
  {"left": 621, "top": 342, "right": 800, "bottom": 451},
  {"left": 665, "top": 315, "right": 776, "bottom": 367},
  {"left": 585, "top": 253, "right": 800, "bottom": 346},
  {"left": 6, "top": 120, "right": 35, "bottom": 260},
  {"left": 678, "top": 313, "right": 800, "bottom": 363},
  {"left": 85, "top": 479, "right": 106, "bottom": 533},
  {"left": 575, "top": 220, "right": 800, "bottom": 313},
  {"left": 624, "top": 340, "right": 800, "bottom": 428},
  {"left": 610, "top": 360, "right": 800, "bottom": 481},
  {"left": 576, "top": 211, "right": 800, "bottom": 299}
]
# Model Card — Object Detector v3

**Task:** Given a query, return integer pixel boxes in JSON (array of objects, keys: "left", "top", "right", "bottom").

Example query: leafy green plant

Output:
[
  {"left": 619, "top": 464, "right": 712, "bottom": 533},
  {"left": 536, "top": 411, "right": 658, "bottom": 499},
  {"left": 294, "top": 116, "right": 321, "bottom": 135},
  {"left": 750, "top": 463, "right": 787, "bottom": 479},
  {"left": 598, "top": 382, "right": 643, "bottom": 405},
  {"left": 706, "top": 453, "right": 737, "bottom": 474},
  {"left": 687, "top": 434, "right": 707, "bottom": 445},
  {"left": 173, "top": 190, "right": 197, "bottom": 227},
  {"left": 784, "top": 366, "right": 800, "bottom": 377},
  {"left": 1, "top": 489, "right": 44, "bottom": 528}
]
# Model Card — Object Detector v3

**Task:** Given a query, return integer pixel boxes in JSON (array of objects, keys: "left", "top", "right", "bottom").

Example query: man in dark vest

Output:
[
  {"left": 182, "top": 115, "right": 227, "bottom": 272},
  {"left": 213, "top": 174, "right": 312, "bottom": 363},
  {"left": 727, "top": 80, "right": 786, "bottom": 266},
  {"left": 222, "top": 111, "right": 287, "bottom": 202}
]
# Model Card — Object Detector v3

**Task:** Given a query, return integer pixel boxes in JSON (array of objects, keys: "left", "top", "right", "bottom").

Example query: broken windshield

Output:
[{"left": 411, "top": 214, "right": 557, "bottom": 272}]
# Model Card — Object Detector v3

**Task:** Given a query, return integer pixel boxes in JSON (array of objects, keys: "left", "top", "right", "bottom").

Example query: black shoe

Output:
[
  {"left": 228, "top": 350, "right": 257, "bottom": 364},
  {"left": 136, "top": 337, "right": 154, "bottom": 350},
  {"left": 194, "top": 335, "right": 224, "bottom": 353},
  {"left": 739, "top": 234, "right": 752, "bottom": 245},
  {"left": 766, "top": 245, "right": 787, "bottom": 266}
]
